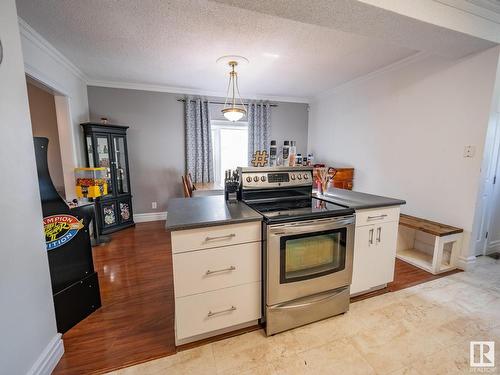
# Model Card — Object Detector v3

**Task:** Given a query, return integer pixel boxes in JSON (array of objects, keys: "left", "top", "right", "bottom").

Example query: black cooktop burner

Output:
[{"left": 247, "top": 197, "right": 354, "bottom": 224}]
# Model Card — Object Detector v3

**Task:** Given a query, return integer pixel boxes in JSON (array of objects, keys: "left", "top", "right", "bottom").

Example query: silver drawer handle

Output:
[
  {"left": 205, "top": 233, "right": 236, "bottom": 242},
  {"left": 367, "top": 214, "right": 388, "bottom": 221},
  {"left": 205, "top": 266, "right": 236, "bottom": 275},
  {"left": 207, "top": 305, "right": 236, "bottom": 317}
]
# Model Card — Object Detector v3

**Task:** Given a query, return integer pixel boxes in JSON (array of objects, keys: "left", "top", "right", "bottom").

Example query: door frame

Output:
[
  {"left": 26, "top": 74, "right": 77, "bottom": 200},
  {"left": 484, "top": 112, "right": 500, "bottom": 255},
  {"left": 472, "top": 111, "right": 500, "bottom": 256}
]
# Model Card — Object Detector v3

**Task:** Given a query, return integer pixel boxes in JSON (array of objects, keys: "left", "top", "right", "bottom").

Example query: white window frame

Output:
[{"left": 211, "top": 120, "right": 248, "bottom": 184}]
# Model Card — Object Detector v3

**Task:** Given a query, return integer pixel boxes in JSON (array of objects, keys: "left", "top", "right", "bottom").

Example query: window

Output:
[{"left": 211, "top": 120, "right": 248, "bottom": 184}]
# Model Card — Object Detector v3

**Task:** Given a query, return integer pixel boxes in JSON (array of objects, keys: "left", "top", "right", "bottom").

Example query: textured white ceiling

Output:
[
  {"left": 16, "top": 0, "right": 423, "bottom": 101},
  {"left": 16, "top": 0, "right": 497, "bottom": 101},
  {"left": 214, "top": 0, "right": 498, "bottom": 58}
]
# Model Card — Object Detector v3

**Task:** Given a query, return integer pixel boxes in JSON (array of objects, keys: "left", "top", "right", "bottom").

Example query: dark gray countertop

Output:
[
  {"left": 166, "top": 195, "right": 262, "bottom": 230},
  {"left": 314, "top": 188, "right": 406, "bottom": 209}
]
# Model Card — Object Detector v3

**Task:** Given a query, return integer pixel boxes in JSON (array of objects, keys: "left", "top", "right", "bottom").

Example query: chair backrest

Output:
[
  {"left": 181, "top": 176, "right": 192, "bottom": 198},
  {"left": 187, "top": 173, "right": 196, "bottom": 191}
]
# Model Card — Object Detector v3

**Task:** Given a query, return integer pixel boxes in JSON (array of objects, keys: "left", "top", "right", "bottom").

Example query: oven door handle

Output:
[
  {"left": 269, "top": 218, "right": 354, "bottom": 235},
  {"left": 270, "top": 288, "right": 347, "bottom": 310}
]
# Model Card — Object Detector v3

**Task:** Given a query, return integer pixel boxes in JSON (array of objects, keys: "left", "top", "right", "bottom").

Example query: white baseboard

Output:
[
  {"left": 27, "top": 333, "right": 64, "bottom": 375},
  {"left": 457, "top": 255, "right": 477, "bottom": 271},
  {"left": 134, "top": 211, "right": 168, "bottom": 223}
]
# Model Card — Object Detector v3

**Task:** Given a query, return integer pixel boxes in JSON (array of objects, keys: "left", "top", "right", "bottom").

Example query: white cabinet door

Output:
[
  {"left": 351, "top": 221, "right": 399, "bottom": 295},
  {"left": 374, "top": 221, "right": 398, "bottom": 285},
  {"left": 351, "top": 224, "right": 375, "bottom": 294}
]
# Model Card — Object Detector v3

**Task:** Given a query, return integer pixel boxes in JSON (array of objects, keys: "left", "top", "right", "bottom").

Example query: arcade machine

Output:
[{"left": 34, "top": 137, "right": 101, "bottom": 333}]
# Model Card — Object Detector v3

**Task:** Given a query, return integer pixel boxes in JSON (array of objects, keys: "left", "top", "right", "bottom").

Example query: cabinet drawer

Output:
[
  {"left": 173, "top": 242, "right": 261, "bottom": 297},
  {"left": 171, "top": 221, "right": 261, "bottom": 253},
  {"left": 355, "top": 206, "right": 400, "bottom": 227},
  {"left": 175, "top": 282, "right": 261, "bottom": 341}
]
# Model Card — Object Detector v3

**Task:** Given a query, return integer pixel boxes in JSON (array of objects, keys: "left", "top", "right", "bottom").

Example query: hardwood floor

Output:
[
  {"left": 53, "top": 221, "right": 175, "bottom": 375},
  {"left": 54, "top": 221, "right": 461, "bottom": 374}
]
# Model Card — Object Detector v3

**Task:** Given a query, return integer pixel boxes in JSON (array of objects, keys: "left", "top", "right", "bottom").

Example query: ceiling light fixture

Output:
[{"left": 217, "top": 55, "right": 248, "bottom": 122}]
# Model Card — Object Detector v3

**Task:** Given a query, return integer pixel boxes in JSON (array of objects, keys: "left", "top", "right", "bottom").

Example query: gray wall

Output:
[
  {"left": 87, "top": 86, "right": 309, "bottom": 213},
  {"left": 1, "top": 1, "right": 60, "bottom": 373}
]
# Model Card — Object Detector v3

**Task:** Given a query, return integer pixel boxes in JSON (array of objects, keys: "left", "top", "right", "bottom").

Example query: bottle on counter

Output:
[
  {"left": 296, "top": 153, "right": 303, "bottom": 166},
  {"left": 276, "top": 147, "right": 283, "bottom": 166},
  {"left": 282, "top": 141, "right": 290, "bottom": 166},
  {"left": 289, "top": 141, "right": 297, "bottom": 166},
  {"left": 269, "top": 140, "right": 277, "bottom": 167},
  {"left": 307, "top": 153, "right": 314, "bottom": 166}
]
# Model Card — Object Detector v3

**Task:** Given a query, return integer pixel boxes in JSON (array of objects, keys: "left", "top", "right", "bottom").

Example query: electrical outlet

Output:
[
  {"left": 152, "top": 201, "right": 157, "bottom": 209},
  {"left": 464, "top": 145, "right": 475, "bottom": 158}
]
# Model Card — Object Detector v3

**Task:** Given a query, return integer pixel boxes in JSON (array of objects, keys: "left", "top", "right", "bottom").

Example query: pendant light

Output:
[{"left": 218, "top": 56, "right": 248, "bottom": 122}]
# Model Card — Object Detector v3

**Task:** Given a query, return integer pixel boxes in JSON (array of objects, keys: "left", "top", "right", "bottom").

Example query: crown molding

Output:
[
  {"left": 313, "top": 51, "right": 430, "bottom": 100},
  {"left": 18, "top": 17, "right": 88, "bottom": 83},
  {"left": 435, "top": 0, "right": 500, "bottom": 23},
  {"left": 86, "top": 79, "right": 311, "bottom": 104}
]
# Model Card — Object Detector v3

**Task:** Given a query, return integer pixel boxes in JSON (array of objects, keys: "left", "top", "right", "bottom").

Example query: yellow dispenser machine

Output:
[{"left": 75, "top": 168, "right": 108, "bottom": 198}]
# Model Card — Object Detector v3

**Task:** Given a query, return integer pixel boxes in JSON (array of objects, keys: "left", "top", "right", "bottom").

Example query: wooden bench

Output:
[{"left": 396, "top": 214, "right": 463, "bottom": 274}]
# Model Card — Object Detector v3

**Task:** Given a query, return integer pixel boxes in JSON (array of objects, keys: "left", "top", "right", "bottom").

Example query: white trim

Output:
[
  {"left": 86, "top": 79, "right": 311, "bottom": 104},
  {"left": 18, "top": 18, "right": 88, "bottom": 83},
  {"left": 314, "top": 52, "right": 430, "bottom": 99},
  {"left": 487, "top": 239, "right": 500, "bottom": 254},
  {"left": 435, "top": 0, "right": 500, "bottom": 23},
  {"left": 457, "top": 255, "right": 477, "bottom": 270},
  {"left": 134, "top": 211, "right": 168, "bottom": 223},
  {"left": 27, "top": 334, "right": 64, "bottom": 375},
  {"left": 24, "top": 63, "right": 69, "bottom": 97}
]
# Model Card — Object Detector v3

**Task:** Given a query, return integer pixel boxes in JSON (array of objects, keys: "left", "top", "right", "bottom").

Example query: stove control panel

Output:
[{"left": 241, "top": 170, "right": 313, "bottom": 189}]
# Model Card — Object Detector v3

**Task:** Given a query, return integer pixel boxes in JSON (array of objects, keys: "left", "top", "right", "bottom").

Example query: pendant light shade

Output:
[
  {"left": 222, "top": 107, "right": 245, "bottom": 122},
  {"left": 219, "top": 57, "right": 247, "bottom": 122}
]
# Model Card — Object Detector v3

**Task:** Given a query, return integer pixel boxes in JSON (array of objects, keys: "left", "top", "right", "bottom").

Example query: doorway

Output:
[
  {"left": 26, "top": 78, "right": 65, "bottom": 197},
  {"left": 473, "top": 111, "right": 500, "bottom": 256},
  {"left": 26, "top": 75, "right": 76, "bottom": 200},
  {"left": 484, "top": 112, "right": 500, "bottom": 255}
]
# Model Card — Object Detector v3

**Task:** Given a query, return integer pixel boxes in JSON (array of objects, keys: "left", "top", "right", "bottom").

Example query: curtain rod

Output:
[{"left": 177, "top": 98, "right": 278, "bottom": 107}]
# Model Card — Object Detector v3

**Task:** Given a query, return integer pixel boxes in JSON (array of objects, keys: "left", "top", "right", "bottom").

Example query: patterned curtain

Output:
[
  {"left": 247, "top": 102, "right": 271, "bottom": 164},
  {"left": 185, "top": 97, "right": 214, "bottom": 183}
]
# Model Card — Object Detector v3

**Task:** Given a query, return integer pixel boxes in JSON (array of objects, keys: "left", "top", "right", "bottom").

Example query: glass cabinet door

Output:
[
  {"left": 101, "top": 201, "right": 118, "bottom": 228},
  {"left": 86, "top": 136, "right": 95, "bottom": 167},
  {"left": 112, "top": 136, "right": 129, "bottom": 195},
  {"left": 95, "top": 135, "right": 113, "bottom": 196},
  {"left": 118, "top": 198, "right": 133, "bottom": 223}
]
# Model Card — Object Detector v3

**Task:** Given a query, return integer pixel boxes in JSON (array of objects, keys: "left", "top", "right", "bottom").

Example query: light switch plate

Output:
[{"left": 152, "top": 201, "right": 158, "bottom": 209}]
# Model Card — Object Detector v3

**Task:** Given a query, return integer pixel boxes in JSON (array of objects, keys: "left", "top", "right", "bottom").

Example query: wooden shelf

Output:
[
  {"left": 399, "top": 214, "right": 463, "bottom": 237},
  {"left": 397, "top": 248, "right": 433, "bottom": 272},
  {"left": 397, "top": 248, "right": 456, "bottom": 274}
]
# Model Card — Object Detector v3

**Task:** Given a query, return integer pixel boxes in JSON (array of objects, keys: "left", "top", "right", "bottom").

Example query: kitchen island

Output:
[
  {"left": 166, "top": 189, "right": 406, "bottom": 344},
  {"left": 166, "top": 195, "right": 262, "bottom": 345}
]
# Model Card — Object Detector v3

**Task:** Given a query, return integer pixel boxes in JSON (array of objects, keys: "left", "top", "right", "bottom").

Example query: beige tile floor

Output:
[{"left": 108, "top": 257, "right": 500, "bottom": 375}]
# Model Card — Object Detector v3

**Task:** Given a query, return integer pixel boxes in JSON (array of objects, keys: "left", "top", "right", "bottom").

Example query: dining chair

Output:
[
  {"left": 187, "top": 173, "right": 196, "bottom": 191},
  {"left": 181, "top": 176, "right": 192, "bottom": 198}
]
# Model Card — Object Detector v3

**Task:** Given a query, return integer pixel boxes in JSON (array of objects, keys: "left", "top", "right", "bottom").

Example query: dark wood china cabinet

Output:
[{"left": 81, "top": 122, "right": 134, "bottom": 234}]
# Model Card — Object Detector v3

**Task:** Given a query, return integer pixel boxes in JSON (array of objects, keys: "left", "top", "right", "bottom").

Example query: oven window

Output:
[{"left": 280, "top": 228, "right": 346, "bottom": 283}]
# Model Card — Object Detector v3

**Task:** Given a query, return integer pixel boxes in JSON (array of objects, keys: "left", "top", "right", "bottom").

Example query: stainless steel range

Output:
[{"left": 239, "top": 167, "right": 355, "bottom": 335}]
